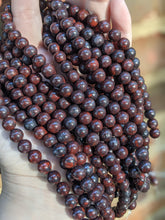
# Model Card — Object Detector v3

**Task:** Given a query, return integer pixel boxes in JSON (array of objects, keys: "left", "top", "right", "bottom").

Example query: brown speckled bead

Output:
[
  {"left": 2, "top": 116, "right": 16, "bottom": 131},
  {"left": 28, "top": 149, "right": 42, "bottom": 163},
  {"left": 38, "top": 82, "right": 49, "bottom": 94},
  {"left": 27, "top": 105, "right": 41, "bottom": 118},
  {"left": 0, "top": 105, "right": 10, "bottom": 119},
  {"left": 15, "top": 110, "right": 27, "bottom": 122},
  {"left": 47, "top": 170, "right": 61, "bottom": 184},
  {"left": 23, "top": 83, "right": 37, "bottom": 97},
  {"left": 36, "top": 112, "right": 51, "bottom": 126},
  {"left": 72, "top": 206, "right": 85, "bottom": 220},
  {"left": 38, "top": 160, "right": 52, "bottom": 174},
  {"left": 61, "top": 154, "right": 77, "bottom": 169},
  {"left": 10, "top": 128, "right": 24, "bottom": 142},
  {"left": 65, "top": 194, "right": 78, "bottom": 209},
  {"left": 24, "top": 45, "right": 37, "bottom": 58},
  {"left": 17, "top": 139, "right": 32, "bottom": 153},
  {"left": 18, "top": 96, "right": 32, "bottom": 109},
  {"left": 34, "top": 126, "right": 48, "bottom": 140},
  {"left": 57, "top": 182, "right": 70, "bottom": 196}
]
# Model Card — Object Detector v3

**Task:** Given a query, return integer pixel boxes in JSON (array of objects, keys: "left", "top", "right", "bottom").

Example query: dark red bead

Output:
[
  {"left": 57, "top": 182, "right": 70, "bottom": 196},
  {"left": 38, "top": 160, "right": 52, "bottom": 174},
  {"left": 47, "top": 170, "right": 61, "bottom": 184},
  {"left": 28, "top": 150, "right": 42, "bottom": 163},
  {"left": 10, "top": 128, "right": 24, "bottom": 142},
  {"left": 2, "top": 116, "right": 16, "bottom": 131},
  {"left": 18, "top": 139, "right": 32, "bottom": 153}
]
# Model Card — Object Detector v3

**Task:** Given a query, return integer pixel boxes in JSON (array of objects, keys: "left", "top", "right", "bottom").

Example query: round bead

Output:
[
  {"left": 72, "top": 206, "right": 85, "bottom": 220},
  {"left": 86, "top": 132, "right": 100, "bottom": 146},
  {"left": 2, "top": 116, "right": 16, "bottom": 131},
  {"left": 61, "top": 154, "right": 77, "bottom": 169},
  {"left": 38, "top": 160, "right": 52, "bottom": 174},
  {"left": 65, "top": 194, "right": 78, "bottom": 209},
  {"left": 47, "top": 170, "right": 61, "bottom": 184},
  {"left": 57, "top": 182, "right": 70, "bottom": 196},
  {"left": 18, "top": 139, "right": 32, "bottom": 153},
  {"left": 10, "top": 128, "right": 24, "bottom": 142},
  {"left": 28, "top": 150, "right": 42, "bottom": 163}
]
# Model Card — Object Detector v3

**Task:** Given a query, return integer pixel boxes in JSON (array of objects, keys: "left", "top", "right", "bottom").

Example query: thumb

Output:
[{"left": 11, "top": 0, "right": 42, "bottom": 47}]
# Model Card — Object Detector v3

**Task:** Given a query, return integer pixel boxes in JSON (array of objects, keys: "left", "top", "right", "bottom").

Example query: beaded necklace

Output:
[{"left": 0, "top": 1, "right": 160, "bottom": 219}]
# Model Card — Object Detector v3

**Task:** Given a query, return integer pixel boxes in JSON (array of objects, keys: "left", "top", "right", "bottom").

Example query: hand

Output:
[{"left": 0, "top": 1, "right": 132, "bottom": 220}]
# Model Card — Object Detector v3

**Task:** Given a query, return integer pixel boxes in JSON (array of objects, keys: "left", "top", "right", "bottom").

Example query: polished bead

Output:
[
  {"left": 112, "top": 124, "right": 123, "bottom": 137},
  {"left": 91, "top": 47, "right": 102, "bottom": 59},
  {"left": 150, "top": 128, "right": 160, "bottom": 139},
  {"left": 61, "top": 154, "right": 77, "bottom": 169},
  {"left": 71, "top": 90, "right": 85, "bottom": 104},
  {"left": 86, "top": 206, "right": 98, "bottom": 219},
  {"left": 38, "top": 160, "right": 52, "bottom": 174},
  {"left": 72, "top": 206, "right": 85, "bottom": 220},
  {"left": 80, "top": 177, "right": 95, "bottom": 192},
  {"left": 10, "top": 128, "right": 23, "bottom": 142},
  {"left": 0, "top": 105, "right": 10, "bottom": 119},
  {"left": 86, "top": 58, "right": 99, "bottom": 72},
  {"left": 54, "top": 142, "right": 67, "bottom": 157},
  {"left": 100, "top": 128, "right": 112, "bottom": 142},
  {"left": 54, "top": 51, "right": 66, "bottom": 63},
  {"left": 96, "top": 143, "right": 109, "bottom": 157},
  {"left": 10, "top": 58, "right": 21, "bottom": 69},
  {"left": 111, "top": 50, "right": 125, "bottom": 63},
  {"left": 90, "top": 119, "right": 103, "bottom": 133},
  {"left": 101, "top": 77, "right": 115, "bottom": 93},
  {"left": 109, "top": 29, "right": 121, "bottom": 41},
  {"left": 108, "top": 102, "right": 120, "bottom": 115},
  {"left": 67, "top": 70, "right": 80, "bottom": 83},
  {"left": 57, "top": 182, "right": 70, "bottom": 196},
  {"left": 118, "top": 38, "right": 130, "bottom": 50},
  {"left": 42, "top": 64, "right": 56, "bottom": 78},
  {"left": 72, "top": 36, "right": 85, "bottom": 50},
  {"left": 28, "top": 73, "right": 41, "bottom": 85},
  {"left": 28, "top": 150, "right": 42, "bottom": 163},
  {"left": 78, "top": 48, "right": 91, "bottom": 61},
  {"left": 65, "top": 194, "right": 78, "bottom": 209},
  {"left": 139, "top": 160, "right": 151, "bottom": 173},
  {"left": 34, "top": 126, "right": 47, "bottom": 140},
  {"left": 124, "top": 122, "right": 137, "bottom": 136},
  {"left": 93, "top": 106, "right": 106, "bottom": 119},
  {"left": 116, "top": 146, "right": 128, "bottom": 159},
  {"left": 17, "top": 139, "right": 32, "bottom": 153},
  {"left": 47, "top": 170, "right": 61, "bottom": 184},
  {"left": 24, "top": 45, "right": 37, "bottom": 58},
  {"left": 108, "top": 137, "right": 120, "bottom": 151},
  {"left": 79, "top": 112, "right": 92, "bottom": 125},
  {"left": 104, "top": 114, "right": 116, "bottom": 128},
  {"left": 15, "top": 110, "right": 27, "bottom": 122},
  {"left": 86, "top": 132, "right": 100, "bottom": 146},
  {"left": 71, "top": 165, "right": 86, "bottom": 181},
  {"left": 23, "top": 83, "right": 37, "bottom": 97},
  {"left": 2, "top": 116, "right": 16, "bottom": 131}
]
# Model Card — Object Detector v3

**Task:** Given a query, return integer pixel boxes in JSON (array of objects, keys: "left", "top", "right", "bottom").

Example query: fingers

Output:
[
  {"left": 11, "top": 0, "right": 42, "bottom": 47},
  {"left": 110, "top": 0, "right": 132, "bottom": 44},
  {"left": 86, "top": 0, "right": 110, "bottom": 20}
]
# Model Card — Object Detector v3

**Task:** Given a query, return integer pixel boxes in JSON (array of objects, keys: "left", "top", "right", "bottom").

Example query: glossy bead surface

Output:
[{"left": 28, "top": 150, "right": 42, "bottom": 163}]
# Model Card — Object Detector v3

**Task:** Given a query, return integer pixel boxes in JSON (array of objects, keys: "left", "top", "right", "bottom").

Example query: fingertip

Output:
[{"left": 110, "top": 0, "right": 132, "bottom": 44}]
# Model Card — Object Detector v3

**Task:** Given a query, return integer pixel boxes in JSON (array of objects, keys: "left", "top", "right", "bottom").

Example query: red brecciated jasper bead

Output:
[
  {"left": 38, "top": 160, "right": 52, "bottom": 174},
  {"left": 47, "top": 170, "right": 61, "bottom": 184},
  {"left": 57, "top": 182, "right": 70, "bottom": 196},
  {"left": 0, "top": 105, "right": 10, "bottom": 119},
  {"left": 18, "top": 139, "right": 32, "bottom": 153},
  {"left": 10, "top": 128, "right": 24, "bottom": 142},
  {"left": 2, "top": 116, "right": 16, "bottom": 131},
  {"left": 28, "top": 150, "right": 42, "bottom": 163},
  {"left": 65, "top": 194, "right": 78, "bottom": 209},
  {"left": 34, "top": 126, "right": 48, "bottom": 140},
  {"left": 72, "top": 206, "right": 85, "bottom": 219}
]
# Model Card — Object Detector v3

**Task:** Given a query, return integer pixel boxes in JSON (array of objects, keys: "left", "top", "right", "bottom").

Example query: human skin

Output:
[{"left": 0, "top": 1, "right": 132, "bottom": 219}]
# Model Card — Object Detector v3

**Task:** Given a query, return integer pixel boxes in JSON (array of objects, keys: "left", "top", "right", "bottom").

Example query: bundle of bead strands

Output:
[{"left": 0, "top": 0, "right": 160, "bottom": 219}]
